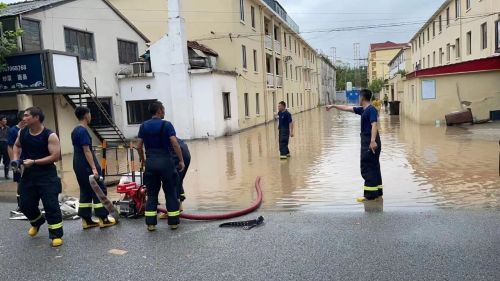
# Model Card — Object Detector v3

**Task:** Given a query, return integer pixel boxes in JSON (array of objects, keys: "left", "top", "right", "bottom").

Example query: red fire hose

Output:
[{"left": 157, "top": 176, "right": 263, "bottom": 220}]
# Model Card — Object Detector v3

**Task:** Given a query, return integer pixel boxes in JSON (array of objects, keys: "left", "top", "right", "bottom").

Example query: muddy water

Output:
[{"left": 1, "top": 108, "right": 499, "bottom": 211}]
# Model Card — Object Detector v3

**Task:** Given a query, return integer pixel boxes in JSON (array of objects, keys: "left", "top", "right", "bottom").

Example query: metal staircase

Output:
[{"left": 63, "top": 80, "right": 127, "bottom": 145}]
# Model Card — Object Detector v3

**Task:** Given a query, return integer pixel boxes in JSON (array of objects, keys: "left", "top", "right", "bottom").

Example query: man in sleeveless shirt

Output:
[
  {"left": 136, "top": 101, "right": 185, "bottom": 231},
  {"left": 72, "top": 106, "right": 116, "bottom": 229},
  {"left": 11, "top": 107, "right": 64, "bottom": 247}
]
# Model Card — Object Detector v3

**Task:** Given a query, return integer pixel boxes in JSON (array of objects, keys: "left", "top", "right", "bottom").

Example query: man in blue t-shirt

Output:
[
  {"left": 136, "top": 101, "right": 185, "bottom": 231},
  {"left": 326, "top": 89, "right": 383, "bottom": 202},
  {"left": 71, "top": 106, "right": 116, "bottom": 230},
  {"left": 276, "top": 101, "right": 294, "bottom": 160},
  {"left": 7, "top": 111, "right": 25, "bottom": 212}
]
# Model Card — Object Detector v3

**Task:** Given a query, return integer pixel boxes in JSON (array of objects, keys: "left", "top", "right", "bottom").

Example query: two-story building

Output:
[
  {"left": 0, "top": 0, "right": 149, "bottom": 153},
  {"left": 387, "top": 46, "right": 412, "bottom": 102},
  {"left": 404, "top": 0, "right": 500, "bottom": 124},
  {"left": 367, "top": 41, "right": 408, "bottom": 84},
  {"left": 110, "top": 0, "right": 326, "bottom": 131}
]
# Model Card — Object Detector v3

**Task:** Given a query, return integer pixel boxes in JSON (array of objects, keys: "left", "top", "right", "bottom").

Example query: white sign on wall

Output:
[
  {"left": 421, "top": 80, "right": 436, "bottom": 100},
  {"left": 53, "top": 54, "right": 80, "bottom": 88}
]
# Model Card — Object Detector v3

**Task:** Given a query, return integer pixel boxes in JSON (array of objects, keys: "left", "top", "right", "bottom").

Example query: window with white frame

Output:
[
  {"left": 466, "top": 31, "right": 472, "bottom": 55},
  {"left": 481, "top": 22, "right": 487, "bottom": 50},
  {"left": 251, "top": 6, "right": 255, "bottom": 28},
  {"left": 21, "top": 19, "right": 42, "bottom": 51},
  {"left": 64, "top": 28, "right": 95, "bottom": 60},
  {"left": 256, "top": 93, "right": 260, "bottom": 115},
  {"left": 244, "top": 93, "right": 249, "bottom": 117},
  {"left": 242, "top": 45, "right": 247, "bottom": 69},
  {"left": 455, "top": 0, "right": 461, "bottom": 18},
  {"left": 253, "top": 49, "right": 258, "bottom": 72},
  {"left": 240, "top": 0, "right": 245, "bottom": 22},
  {"left": 223, "top": 92, "right": 231, "bottom": 119}
]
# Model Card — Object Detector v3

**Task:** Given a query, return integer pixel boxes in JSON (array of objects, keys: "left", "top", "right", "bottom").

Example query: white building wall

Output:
[
  {"left": 26, "top": 0, "right": 148, "bottom": 131},
  {"left": 191, "top": 72, "right": 239, "bottom": 138},
  {"left": 119, "top": 71, "right": 239, "bottom": 140}
]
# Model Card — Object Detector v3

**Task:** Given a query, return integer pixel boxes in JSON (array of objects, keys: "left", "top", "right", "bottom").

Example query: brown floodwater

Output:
[{"left": 1, "top": 108, "right": 499, "bottom": 211}]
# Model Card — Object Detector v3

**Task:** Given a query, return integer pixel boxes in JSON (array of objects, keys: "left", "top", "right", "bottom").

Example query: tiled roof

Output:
[
  {"left": 0, "top": 0, "right": 69, "bottom": 17},
  {"left": 0, "top": 0, "right": 150, "bottom": 42},
  {"left": 370, "top": 41, "right": 409, "bottom": 52},
  {"left": 188, "top": 41, "right": 219, "bottom": 57}
]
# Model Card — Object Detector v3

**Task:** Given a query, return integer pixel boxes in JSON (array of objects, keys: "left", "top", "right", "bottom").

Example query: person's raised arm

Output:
[
  {"left": 325, "top": 104, "right": 354, "bottom": 112},
  {"left": 170, "top": 136, "right": 184, "bottom": 172}
]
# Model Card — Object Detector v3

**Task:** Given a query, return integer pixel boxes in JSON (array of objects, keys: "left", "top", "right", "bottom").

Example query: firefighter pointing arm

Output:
[{"left": 326, "top": 89, "right": 383, "bottom": 202}]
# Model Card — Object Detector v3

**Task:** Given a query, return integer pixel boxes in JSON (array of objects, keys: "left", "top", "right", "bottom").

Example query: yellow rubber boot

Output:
[
  {"left": 28, "top": 226, "right": 40, "bottom": 237},
  {"left": 98, "top": 217, "right": 117, "bottom": 228},
  {"left": 147, "top": 225, "right": 156, "bottom": 232},
  {"left": 82, "top": 218, "right": 99, "bottom": 230},
  {"left": 356, "top": 197, "right": 367, "bottom": 203},
  {"left": 159, "top": 213, "right": 168, "bottom": 220},
  {"left": 51, "top": 238, "right": 63, "bottom": 247},
  {"left": 170, "top": 224, "right": 178, "bottom": 230}
]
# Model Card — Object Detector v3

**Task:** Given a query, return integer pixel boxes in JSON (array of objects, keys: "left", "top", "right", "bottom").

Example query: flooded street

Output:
[{"left": 1, "top": 108, "right": 499, "bottom": 211}]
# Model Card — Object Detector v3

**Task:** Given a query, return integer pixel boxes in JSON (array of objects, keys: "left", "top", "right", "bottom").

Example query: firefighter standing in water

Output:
[
  {"left": 277, "top": 101, "right": 294, "bottom": 160},
  {"left": 136, "top": 101, "right": 185, "bottom": 231},
  {"left": 326, "top": 89, "right": 383, "bottom": 201},
  {"left": 71, "top": 106, "right": 116, "bottom": 229},
  {"left": 12, "top": 107, "right": 64, "bottom": 247},
  {"left": 7, "top": 111, "right": 25, "bottom": 212}
]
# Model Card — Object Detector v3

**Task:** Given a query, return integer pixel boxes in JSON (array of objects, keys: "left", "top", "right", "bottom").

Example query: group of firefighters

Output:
[{"left": 4, "top": 89, "right": 383, "bottom": 248}]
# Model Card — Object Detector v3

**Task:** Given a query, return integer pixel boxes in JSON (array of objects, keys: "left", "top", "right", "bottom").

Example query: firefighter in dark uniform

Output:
[
  {"left": 160, "top": 137, "right": 190, "bottom": 219},
  {"left": 136, "top": 101, "right": 185, "bottom": 231},
  {"left": 71, "top": 106, "right": 116, "bottom": 229},
  {"left": 276, "top": 101, "right": 294, "bottom": 160},
  {"left": 326, "top": 89, "right": 383, "bottom": 202},
  {"left": 7, "top": 111, "right": 25, "bottom": 212},
  {"left": 11, "top": 107, "right": 64, "bottom": 247}
]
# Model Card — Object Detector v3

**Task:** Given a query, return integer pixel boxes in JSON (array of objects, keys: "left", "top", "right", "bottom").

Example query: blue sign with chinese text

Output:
[{"left": 0, "top": 53, "right": 45, "bottom": 93}]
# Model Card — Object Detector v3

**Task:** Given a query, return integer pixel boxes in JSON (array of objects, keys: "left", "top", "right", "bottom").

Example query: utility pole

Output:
[
  {"left": 331, "top": 47, "right": 336, "bottom": 65},
  {"left": 353, "top": 43, "right": 360, "bottom": 88}
]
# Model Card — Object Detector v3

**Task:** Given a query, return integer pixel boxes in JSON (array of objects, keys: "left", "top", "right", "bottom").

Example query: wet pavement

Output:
[
  {"left": 0, "top": 202, "right": 499, "bottom": 281},
  {"left": 1, "top": 108, "right": 499, "bottom": 211}
]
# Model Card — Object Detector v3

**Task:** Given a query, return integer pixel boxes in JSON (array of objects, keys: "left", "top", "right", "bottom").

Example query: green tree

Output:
[
  {"left": 335, "top": 63, "right": 367, "bottom": 91},
  {"left": 368, "top": 78, "right": 385, "bottom": 94},
  {"left": 0, "top": 3, "right": 23, "bottom": 71}
]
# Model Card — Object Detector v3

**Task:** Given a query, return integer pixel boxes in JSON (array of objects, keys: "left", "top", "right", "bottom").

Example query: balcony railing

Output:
[
  {"left": 276, "top": 75, "right": 283, "bottom": 88},
  {"left": 266, "top": 73, "right": 274, "bottom": 87},
  {"left": 262, "top": 0, "right": 300, "bottom": 33},
  {"left": 265, "top": 36, "right": 273, "bottom": 50}
]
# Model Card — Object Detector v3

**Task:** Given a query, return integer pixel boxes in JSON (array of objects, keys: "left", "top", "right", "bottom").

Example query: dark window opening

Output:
[
  {"left": 118, "top": 39, "right": 138, "bottom": 64},
  {"left": 126, "top": 99, "right": 156, "bottom": 125}
]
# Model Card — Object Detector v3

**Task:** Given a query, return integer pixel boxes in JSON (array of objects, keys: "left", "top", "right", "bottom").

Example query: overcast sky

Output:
[
  {"left": 284, "top": 0, "right": 444, "bottom": 64},
  {"left": 2, "top": 0, "right": 444, "bottom": 63}
]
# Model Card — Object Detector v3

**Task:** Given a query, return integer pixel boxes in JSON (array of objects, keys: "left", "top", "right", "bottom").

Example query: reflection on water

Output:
[{"left": 1, "top": 108, "right": 499, "bottom": 211}]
